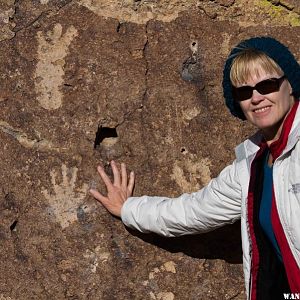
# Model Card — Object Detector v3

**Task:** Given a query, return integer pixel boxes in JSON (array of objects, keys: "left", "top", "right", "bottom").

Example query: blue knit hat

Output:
[{"left": 222, "top": 36, "right": 300, "bottom": 120}]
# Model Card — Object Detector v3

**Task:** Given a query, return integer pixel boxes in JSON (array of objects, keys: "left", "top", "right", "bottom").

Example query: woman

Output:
[{"left": 90, "top": 37, "right": 300, "bottom": 299}]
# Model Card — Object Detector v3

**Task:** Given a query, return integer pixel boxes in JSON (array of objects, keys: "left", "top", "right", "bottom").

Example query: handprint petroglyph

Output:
[
  {"left": 171, "top": 155, "right": 212, "bottom": 193},
  {"left": 42, "top": 164, "right": 89, "bottom": 229},
  {"left": 35, "top": 23, "right": 78, "bottom": 110}
]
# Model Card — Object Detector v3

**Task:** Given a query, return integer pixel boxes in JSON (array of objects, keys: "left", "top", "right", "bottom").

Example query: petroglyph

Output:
[
  {"left": 221, "top": 33, "right": 232, "bottom": 57},
  {"left": 149, "top": 261, "right": 177, "bottom": 280},
  {"left": 145, "top": 261, "right": 176, "bottom": 300},
  {"left": 0, "top": 120, "right": 61, "bottom": 152},
  {"left": 42, "top": 164, "right": 90, "bottom": 229},
  {"left": 0, "top": 296, "right": 13, "bottom": 300},
  {"left": 182, "top": 107, "right": 201, "bottom": 125},
  {"left": 78, "top": 0, "right": 197, "bottom": 24},
  {"left": 155, "top": 292, "right": 175, "bottom": 300},
  {"left": 148, "top": 267, "right": 160, "bottom": 280},
  {"left": 35, "top": 23, "right": 78, "bottom": 110},
  {"left": 83, "top": 246, "right": 111, "bottom": 273},
  {"left": 171, "top": 155, "right": 212, "bottom": 192},
  {"left": 0, "top": 7, "right": 15, "bottom": 41},
  {"left": 161, "top": 261, "right": 176, "bottom": 274}
]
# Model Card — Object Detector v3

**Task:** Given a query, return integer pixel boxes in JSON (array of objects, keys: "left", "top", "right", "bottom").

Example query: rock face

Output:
[{"left": 1, "top": 0, "right": 300, "bottom": 299}]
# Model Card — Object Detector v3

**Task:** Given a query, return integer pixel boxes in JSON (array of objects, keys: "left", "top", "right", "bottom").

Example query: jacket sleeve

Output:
[{"left": 121, "top": 160, "right": 242, "bottom": 237}]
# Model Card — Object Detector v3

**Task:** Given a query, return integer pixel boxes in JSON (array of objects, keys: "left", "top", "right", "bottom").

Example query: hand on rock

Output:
[{"left": 90, "top": 160, "right": 135, "bottom": 217}]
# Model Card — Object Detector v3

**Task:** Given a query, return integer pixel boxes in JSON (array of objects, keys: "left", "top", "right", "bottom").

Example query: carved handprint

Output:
[{"left": 42, "top": 164, "right": 89, "bottom": 229}]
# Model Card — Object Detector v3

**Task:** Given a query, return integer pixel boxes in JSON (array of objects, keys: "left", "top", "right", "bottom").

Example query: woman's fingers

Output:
[
  {"left": 121, "top": 163, "right": 127, "bottom": 189},
  {"left": 94, "top": 161, "right": 134, "bottom": 201},
  {"left": 111, "top": 160, "right": 121, "bottom": 187},
  {"left": 97, "top": 165, "right": 113, "bottom": 190},
  {"left": 90, "top": 189, "right": 121, "bottom": 216},
  {"left": 89, "top": 189, "right": 109, "bottom": 206},
  {"left": 127, "top": 171, "right": 135, "bottom": 195}
]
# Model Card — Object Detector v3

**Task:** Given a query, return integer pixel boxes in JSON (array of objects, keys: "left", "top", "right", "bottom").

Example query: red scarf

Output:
[{"left": 248, "top": 101, "right": 300, "bottom": 299}]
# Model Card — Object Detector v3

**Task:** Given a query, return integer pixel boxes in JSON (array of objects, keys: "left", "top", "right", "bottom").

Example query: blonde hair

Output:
[{"left": 230, "top": 49, "right": 284, "bottom": 86}]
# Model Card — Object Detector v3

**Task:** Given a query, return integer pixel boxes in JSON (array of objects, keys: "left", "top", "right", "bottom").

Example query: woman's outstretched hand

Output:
[{"left": 90, "top": 160, "right": 135, "bottom": 217}]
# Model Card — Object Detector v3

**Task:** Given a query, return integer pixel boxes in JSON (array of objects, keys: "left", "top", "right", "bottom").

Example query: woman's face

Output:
[{"left": 237, "top": 69, "right": 295, "bottom": 141}]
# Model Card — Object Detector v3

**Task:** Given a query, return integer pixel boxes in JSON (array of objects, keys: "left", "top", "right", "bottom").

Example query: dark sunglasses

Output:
[{"left": 232, "top": 75, "right": 286, "bottom": 102}]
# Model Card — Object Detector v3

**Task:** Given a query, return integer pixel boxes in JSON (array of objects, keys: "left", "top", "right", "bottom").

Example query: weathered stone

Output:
[
  {"left": 268, "top": 0, "right": 281, "bottom": 4},
  {"left": 216, "top": 0, "right": 235, "bottom": 7},
  {"left": 1, "top": 0, "right": 300, "bottom": 299},
  {"left": 0, "top": 0, "right": 15, "bottom": 41},
  {"left": 267, "top": 0, "right": 300, "bottom": 15},
  {"left": 280, "top": 0, "right": 300, "bottom": 15}
]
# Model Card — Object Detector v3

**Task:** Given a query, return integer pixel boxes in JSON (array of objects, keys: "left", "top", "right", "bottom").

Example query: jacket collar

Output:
[{"left": 284, "top": 102, "right": 300, "bottom": 155}]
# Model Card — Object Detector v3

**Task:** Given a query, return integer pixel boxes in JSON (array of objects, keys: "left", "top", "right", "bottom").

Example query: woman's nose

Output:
[{"left": 251, "top": 89, "right": 265, "bottom": 103}]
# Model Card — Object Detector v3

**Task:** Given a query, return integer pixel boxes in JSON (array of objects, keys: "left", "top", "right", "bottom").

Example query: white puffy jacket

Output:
[{"left": 121, "top": 106, "right": 300, "bottom": 298}]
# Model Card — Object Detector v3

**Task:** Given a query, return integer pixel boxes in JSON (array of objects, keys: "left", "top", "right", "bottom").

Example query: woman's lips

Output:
[{"left": 253, "top": 106, "right": 271, "bottom": 114}]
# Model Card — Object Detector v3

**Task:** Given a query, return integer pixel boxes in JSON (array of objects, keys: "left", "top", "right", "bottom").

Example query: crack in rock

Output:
[
  {"left": 268, "top": 0, "right": 297, "bottom": 11},
  {"left": 142, "top": 20, "right": 149, "bottom": 103}
]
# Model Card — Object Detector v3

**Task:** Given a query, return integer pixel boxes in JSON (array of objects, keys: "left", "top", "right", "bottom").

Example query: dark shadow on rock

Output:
[{"left": 127, "top": 221, "right": 242, "bottom": 264}]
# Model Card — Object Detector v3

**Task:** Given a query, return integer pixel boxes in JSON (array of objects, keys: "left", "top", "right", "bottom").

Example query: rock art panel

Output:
[
  {"left": 3, "top": 0, "right": 300, "bottom": 299},
  {"left": 35, "top": 23, "right": 78, "bottom": 110}
]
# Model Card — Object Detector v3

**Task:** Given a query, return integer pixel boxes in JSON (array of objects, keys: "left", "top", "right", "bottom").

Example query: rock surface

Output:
[{"left": 1, "top": 0, "right": 300, "bottom": 299}]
